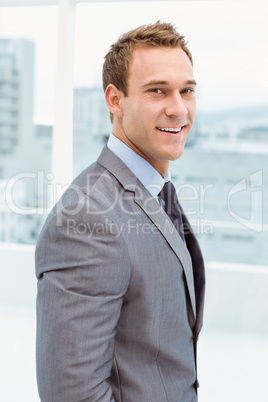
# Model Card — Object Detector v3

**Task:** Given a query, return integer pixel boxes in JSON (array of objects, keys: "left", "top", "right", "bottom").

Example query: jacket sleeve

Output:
[{"left": 35, "top": 199, "right": 131, "bottom": 402}]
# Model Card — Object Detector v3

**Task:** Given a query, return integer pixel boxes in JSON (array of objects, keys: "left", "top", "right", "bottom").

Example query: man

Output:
[{"left": 36, "top": 21, "right": 205, "bottom": 402}]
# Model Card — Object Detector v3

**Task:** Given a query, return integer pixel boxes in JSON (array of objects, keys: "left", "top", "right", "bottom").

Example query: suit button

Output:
[
  {"left": 192, "top": 332, "right": 199, "bottom": 341},
  {"left": 195, "top": 379, "right": 199, "bottom": 389}
]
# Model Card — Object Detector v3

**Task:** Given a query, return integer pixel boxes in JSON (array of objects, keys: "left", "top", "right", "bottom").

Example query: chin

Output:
[{"left": 168, "top": 148, "right": 185, "bottom": 161}]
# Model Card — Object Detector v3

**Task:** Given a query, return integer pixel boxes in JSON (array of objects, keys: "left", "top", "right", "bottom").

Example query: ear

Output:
[{"left": 105, "top": 84, "right": 124, "bottom": 118}]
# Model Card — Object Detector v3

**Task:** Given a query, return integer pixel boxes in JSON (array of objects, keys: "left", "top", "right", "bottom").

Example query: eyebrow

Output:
[{"left": 141, "top": 79, "right": 197, "bottom": 89}]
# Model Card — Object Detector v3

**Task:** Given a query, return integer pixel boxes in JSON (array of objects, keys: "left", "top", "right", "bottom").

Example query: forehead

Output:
[{"left": 128, "top": 46, "right": 194, "bottom": 85}]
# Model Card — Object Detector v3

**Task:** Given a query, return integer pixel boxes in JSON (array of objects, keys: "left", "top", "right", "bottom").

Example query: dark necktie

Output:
[{"left": 159, "top": 181, "right": 185, "bottom": 242}]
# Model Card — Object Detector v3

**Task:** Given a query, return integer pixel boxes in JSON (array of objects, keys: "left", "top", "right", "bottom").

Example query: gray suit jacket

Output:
[{"left": 35, "top": 146, "right": 205, "bottom": 402}]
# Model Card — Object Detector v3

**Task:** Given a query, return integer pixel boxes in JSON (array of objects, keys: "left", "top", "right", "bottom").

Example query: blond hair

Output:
[{"left": 102, "top": 21, "right": 193, "bottom": 98}]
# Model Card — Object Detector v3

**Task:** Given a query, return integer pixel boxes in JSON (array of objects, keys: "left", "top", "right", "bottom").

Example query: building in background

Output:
[
  {"left": 0, "top": 39, "right": 34, "bottom": 164},
  {"left": 0, "top": 39, "right": 51, "bottom": 243},
  {"left": 73, "top": 87, "right": 111, "bottom": 176}
]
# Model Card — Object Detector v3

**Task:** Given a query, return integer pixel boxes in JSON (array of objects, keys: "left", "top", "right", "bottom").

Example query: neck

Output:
[{"left": 112, "top": 132, "right": 169, "bottom": 177}]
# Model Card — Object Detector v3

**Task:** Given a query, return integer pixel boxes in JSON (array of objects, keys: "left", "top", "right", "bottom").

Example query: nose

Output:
[{"left": 165, "top": 92, "right": 188, "bottom": 118}]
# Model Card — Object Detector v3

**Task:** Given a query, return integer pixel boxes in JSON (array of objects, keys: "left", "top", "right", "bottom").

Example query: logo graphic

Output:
[{"left": 228, "top": 170, "right": 263, "bottom": 232}]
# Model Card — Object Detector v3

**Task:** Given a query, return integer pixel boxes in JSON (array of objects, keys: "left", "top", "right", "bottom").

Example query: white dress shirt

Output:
[{"left": 107, "top": 133, "right": 170, "bottom": 202}]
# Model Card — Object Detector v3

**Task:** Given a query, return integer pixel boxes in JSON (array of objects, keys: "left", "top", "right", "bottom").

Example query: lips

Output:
[{"left": 156, "top": 126, "right": 184, "bottom": 133}]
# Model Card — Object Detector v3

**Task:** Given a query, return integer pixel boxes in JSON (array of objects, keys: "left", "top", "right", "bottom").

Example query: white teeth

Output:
[{"left": 158, "top": 127, "right": 182, "bottom": 133}]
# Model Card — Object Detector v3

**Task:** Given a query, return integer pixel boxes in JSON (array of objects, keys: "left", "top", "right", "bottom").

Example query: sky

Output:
[{"left": 0, "top": 1, "right": 268, "bottom": 124}]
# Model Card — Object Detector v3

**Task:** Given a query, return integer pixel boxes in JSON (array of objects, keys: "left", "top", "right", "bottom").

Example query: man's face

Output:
[{"left": 118, "top": 46, "right": 196, "bottom": 175}]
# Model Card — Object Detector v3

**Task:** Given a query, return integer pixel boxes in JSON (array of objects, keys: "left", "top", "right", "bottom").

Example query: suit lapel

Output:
[
  {"left": 97, "top": 146, "right": 197, "bottom": 320},
  {"left": 133, "top": 184, "right": 197, "bottom": 319}
]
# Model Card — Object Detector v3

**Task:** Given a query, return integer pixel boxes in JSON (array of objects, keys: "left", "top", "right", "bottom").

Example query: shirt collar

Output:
[{"left": 107, "top": 133, "right": 170, "bottom": 198}]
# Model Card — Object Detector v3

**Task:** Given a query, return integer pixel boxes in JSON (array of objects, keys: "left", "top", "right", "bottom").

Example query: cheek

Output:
[
  {"left": 123, "top": 100, "right": 140, "bottom": 125},
  {"left": 189, "top": 100, "right": 196, "bottom": 119},
  {"left": 122, "top": 99, "right": 158, "bottom": 137}
]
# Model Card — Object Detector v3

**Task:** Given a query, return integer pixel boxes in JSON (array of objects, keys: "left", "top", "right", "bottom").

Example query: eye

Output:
[
  {"left": 181, "top": 88, "right": 195, "bottom": 95},
  {"left": 150, "top": 88, "right": 164, "bottom": 94}
]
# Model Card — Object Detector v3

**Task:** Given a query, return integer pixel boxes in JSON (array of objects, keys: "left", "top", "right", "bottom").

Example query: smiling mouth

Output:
[{"left": 156, "top": 126, "right": 185, "bottom": 133}]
